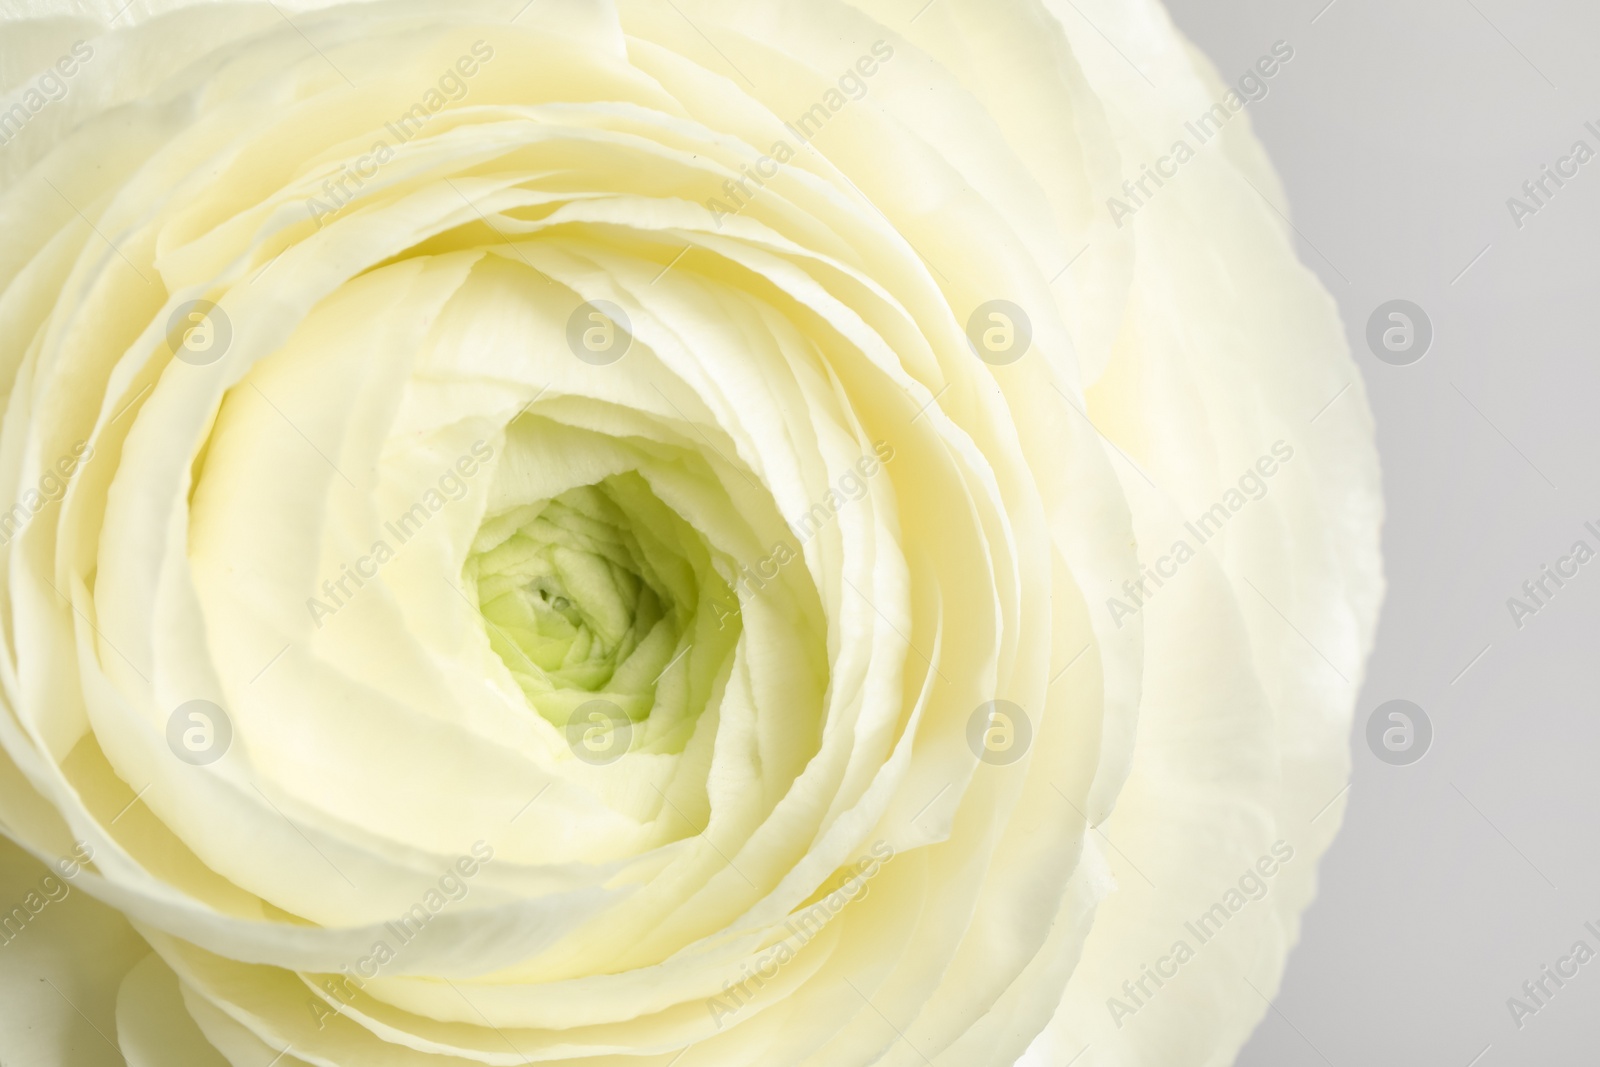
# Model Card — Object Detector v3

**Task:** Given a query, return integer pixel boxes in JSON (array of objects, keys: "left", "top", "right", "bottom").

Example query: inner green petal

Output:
[{"left": 464, "top": 471, "right": 740, "bottom": 755}]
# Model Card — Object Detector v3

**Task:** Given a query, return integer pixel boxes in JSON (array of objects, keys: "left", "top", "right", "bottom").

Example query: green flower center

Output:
[{"left": 464, "top": 472, "right": 739, "bottom": 755}]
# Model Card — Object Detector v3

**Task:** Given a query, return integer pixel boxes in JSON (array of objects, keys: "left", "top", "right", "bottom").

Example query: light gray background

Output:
[{"left": 1160, "top": 0, "right": 1600, "bottom": 1064}]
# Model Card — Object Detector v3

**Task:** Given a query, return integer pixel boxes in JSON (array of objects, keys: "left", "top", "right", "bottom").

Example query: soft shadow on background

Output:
[{"left": 1165, "top": 0, "right": 1600, "bottom": 1063}]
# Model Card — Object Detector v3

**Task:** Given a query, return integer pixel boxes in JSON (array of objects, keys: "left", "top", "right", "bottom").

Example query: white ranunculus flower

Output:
[{"left": 0, "top": 0, "right": 1381, "bottom": 1064}]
